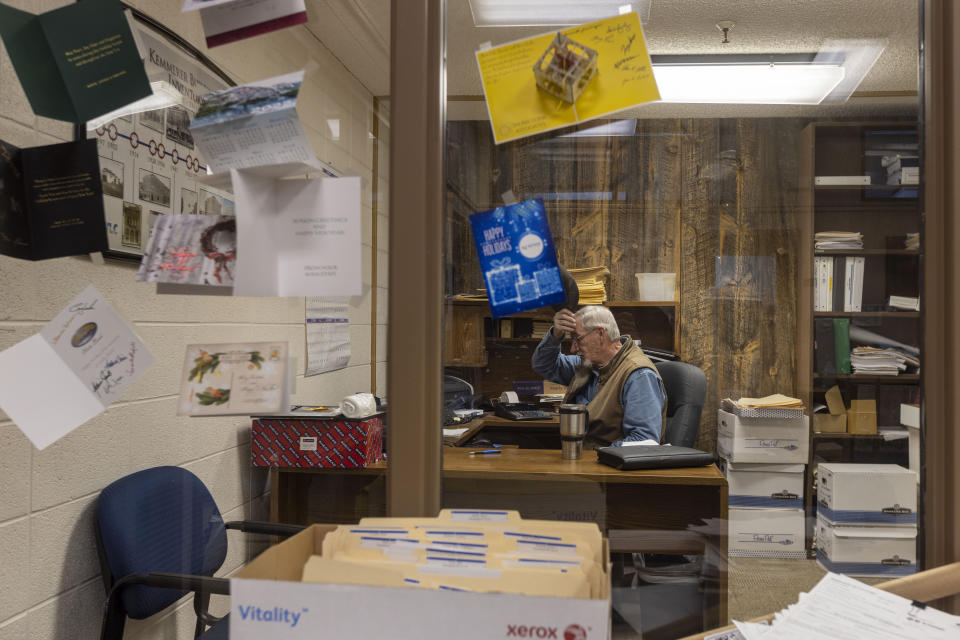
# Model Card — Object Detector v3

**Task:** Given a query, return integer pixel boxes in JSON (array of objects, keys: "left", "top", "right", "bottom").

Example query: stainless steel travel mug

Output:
[{"left": 559, "top": 404, "right": 588, "bottom": 460}]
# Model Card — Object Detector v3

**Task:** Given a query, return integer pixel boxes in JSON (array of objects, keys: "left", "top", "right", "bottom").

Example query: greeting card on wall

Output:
[
  {"left": 469, "top": 199, "right": 565, "bottom": 318},
  {"left": 87, "top": 12, "right": 235, "bottom": 259},
  {"left": 190, "top": 71, "right": 320, "bottom": 173},
  {"left": 0, "top": 286, "right": 155, "bottom": 449},
  {"left": 182, "top": 0, "right": 308, "bottom": 48},
  {"left": 136, "top": 214, "right": 236, "bottom": 288},
  {"left": 0, "top": 0, "right": 151, "bottom": 123},
  {"left": 0, "top": 138, "right": 108, "bottom": 260},
  {"left": 178, "top": 342, "right": 289, "bottom": 416},
  {"left": 476, "top": 11, "right": 659, "bottom": 144},
  {"left": 229, "top": 170, "right": 362, "bottom": 297}
]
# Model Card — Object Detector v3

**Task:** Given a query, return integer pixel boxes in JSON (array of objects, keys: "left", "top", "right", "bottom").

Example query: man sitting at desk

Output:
[{"left": 532, "top": 306, "right": 665, "bottom": 448}]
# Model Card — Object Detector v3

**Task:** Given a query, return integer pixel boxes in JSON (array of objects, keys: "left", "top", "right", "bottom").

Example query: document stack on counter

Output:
[
  {"left": 303, "top": 509, "right": 605, "bottom": 599},
  {"left": 711, "top": 572, "right": 960, "bottom": 640}
]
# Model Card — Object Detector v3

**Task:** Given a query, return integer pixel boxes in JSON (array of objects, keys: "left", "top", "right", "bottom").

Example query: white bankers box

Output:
[
  {"left": 816, "top": 515, "right": 917, "bottom": 578},
  {"left": 719, "top": 460, "right": 805, "bottom": 509},
  {"left": 717, "top": 410, "right": 809, "bottom": 464},
  {"left": 817, "top": 463, "right": 917, "bottom": 526},
  {"left": 729, "top": 507, "right": 807, "bottom": 559}
]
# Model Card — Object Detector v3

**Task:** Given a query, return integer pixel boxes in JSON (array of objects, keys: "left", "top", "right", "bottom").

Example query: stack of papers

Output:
[
  {"left": 905, "top": 233, "right": 919, "bottom": 250},
  {"left": 888, "top": 295, "right": 920, "bottom": 311},
  {"left": 725, "top": 394, "right": 804, "bottom": 410},
  {"left": 815, "top": 231, "right": 864, "bottom": 250},
  {"left": 851, "top": 347, "right": 920, "bottom": 375},
  {"left": 720, "top": 572, "right": 960, "bottom": 640},
  {"left": 569, "top": 265, "right": 610, "bottom": 304}
]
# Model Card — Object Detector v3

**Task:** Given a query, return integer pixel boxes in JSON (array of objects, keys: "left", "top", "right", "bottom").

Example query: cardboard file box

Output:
[
  {"left": 251, "top": 414, "right": 383, "bottom": 468},
  {"left": 717, "top": 410, "right": 809, "bottom": 464},
  {"left": 728, "top": 507, "right": 807, "bottom": 559},
  {"left": 719, "top": 460, "right": 804, "bottom": 509},
  {"left": 230, "top": 524, "right": 612, "bottom": 640},
  {"left": 814, "top": 385, "right": 847, "bottom": 433},
  {"left": 817, "top": 463, "right": 917, "bottom": 526},
  {"left": 816, "top": 515, "right": 917, "bottom": 578},
  {"left": 846, "top": 399, "right": 878, "bottom": 435}
]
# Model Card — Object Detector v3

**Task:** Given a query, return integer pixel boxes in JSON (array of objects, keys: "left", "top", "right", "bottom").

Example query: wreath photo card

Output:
[
  {"left": 135, "top": 213, "right": 236, "bottom": 289},
  {"left": 177, "top": 342, "right": 290, "bottom": 416}
]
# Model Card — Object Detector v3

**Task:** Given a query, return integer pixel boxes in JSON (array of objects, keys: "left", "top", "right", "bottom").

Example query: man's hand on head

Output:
[{"left": 552, "top": 308, "right": 577, "bottom": 339}]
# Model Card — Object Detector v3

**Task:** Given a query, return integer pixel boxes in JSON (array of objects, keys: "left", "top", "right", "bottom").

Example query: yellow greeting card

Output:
[{"left": 476, "top": 12, "right": 659, "bottom": 144}]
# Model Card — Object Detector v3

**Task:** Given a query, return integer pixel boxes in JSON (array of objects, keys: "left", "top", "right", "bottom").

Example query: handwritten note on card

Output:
[
  {"left": 476, "top": 12, "right": 659, "bottom": 144},
  {"left": 0, "top": 286, "right": 155, "bottom": 449}
]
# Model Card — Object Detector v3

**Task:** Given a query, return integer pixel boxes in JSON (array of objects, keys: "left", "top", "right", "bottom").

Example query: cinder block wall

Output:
[{"left": 0, "top": 1, "right": 386, "bottom": 637}]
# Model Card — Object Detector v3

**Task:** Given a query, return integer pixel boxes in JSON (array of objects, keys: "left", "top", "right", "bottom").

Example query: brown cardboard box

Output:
[
  {"left": 815, "top": 385, "right": 847, "bottom": 433},
  {"left": 847, "top": 399, "right": 878, "bottom": 434},
  {"left": 814, "top": 413, "right": 847, "bottom": 433}
]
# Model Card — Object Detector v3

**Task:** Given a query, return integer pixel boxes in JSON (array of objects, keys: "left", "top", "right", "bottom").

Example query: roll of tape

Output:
[{"left": 499, "top": 391, "right": 519, "bottom": 403}]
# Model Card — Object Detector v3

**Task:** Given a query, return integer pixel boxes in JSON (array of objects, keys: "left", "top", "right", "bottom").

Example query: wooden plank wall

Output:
[{"left": 445, "top": 118, "right": 805, "bottom": 453}]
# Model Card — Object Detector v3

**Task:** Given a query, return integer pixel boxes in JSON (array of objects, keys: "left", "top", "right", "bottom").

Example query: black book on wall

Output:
[
  {"left": 815, "top": 317, "right": 837, "bottom": 376},
  {"left": 0, "top": 137, "right": 106, "bottom": 260}
]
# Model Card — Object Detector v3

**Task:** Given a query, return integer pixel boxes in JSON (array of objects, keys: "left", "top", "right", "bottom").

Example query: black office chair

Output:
[
  {"left": 655, "top": 361, "right": 707, "bottom": 448},
  {"left": 96, "top": 466, "right": 305, "bottom": 640}
]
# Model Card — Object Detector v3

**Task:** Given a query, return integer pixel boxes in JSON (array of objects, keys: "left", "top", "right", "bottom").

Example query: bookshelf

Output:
[{"left": 797, "top": 121, "right": 921, "bottom": 552}]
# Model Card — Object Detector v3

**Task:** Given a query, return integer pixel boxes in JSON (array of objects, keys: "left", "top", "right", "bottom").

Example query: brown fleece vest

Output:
[{"left": 562, "top": 336, "right": 665, "bottom": 448}]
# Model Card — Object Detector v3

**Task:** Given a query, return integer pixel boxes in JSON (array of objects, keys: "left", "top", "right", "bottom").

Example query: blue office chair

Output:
[
  {"left": 655, "top": 361, "right": 707, "bottom": 448},
  {"left": 96, "top": 466, "right": 304, "bottom": 640}
]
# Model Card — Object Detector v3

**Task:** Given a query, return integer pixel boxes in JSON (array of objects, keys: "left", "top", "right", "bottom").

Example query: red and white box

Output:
[{"left": 251, "top": 413, "right": 383, "bottom": 468}]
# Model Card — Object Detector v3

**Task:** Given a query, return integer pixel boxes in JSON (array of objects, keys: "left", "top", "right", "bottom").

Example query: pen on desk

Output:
[{"left": 469, "top": 449, "right": 502, "bottom": 456}]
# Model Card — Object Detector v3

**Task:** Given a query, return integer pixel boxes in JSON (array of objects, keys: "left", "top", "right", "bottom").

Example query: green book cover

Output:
[
  {"left": 833, "top": 317, "right": 851, "bottom": 375},
  {"left": 0, "top": 0, "right": 150, "bottom": 123}
]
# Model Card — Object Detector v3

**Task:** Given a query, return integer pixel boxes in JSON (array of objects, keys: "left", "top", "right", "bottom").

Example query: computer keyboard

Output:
[{"left": 493, "top": 406, "right": 553, "bottom": 421}]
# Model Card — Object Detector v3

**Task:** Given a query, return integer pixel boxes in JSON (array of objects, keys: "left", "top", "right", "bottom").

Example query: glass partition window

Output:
[{"left": 442, "top": 1, "right": 922, "bottom": 637}]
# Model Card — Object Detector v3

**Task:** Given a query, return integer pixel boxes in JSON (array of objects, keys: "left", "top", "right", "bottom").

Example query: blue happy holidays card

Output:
[{"left": 469, "top": 199, "right": 566, "bottom": 318}]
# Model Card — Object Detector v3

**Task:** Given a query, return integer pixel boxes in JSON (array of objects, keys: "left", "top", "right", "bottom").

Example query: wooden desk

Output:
[{"left": 269, "top": 448, "right": 728, "bottom": 635}]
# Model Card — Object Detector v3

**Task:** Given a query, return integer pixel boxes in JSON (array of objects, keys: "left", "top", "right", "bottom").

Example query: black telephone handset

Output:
[{"left": 494, "top": 402, "right": 553, "bottom": 421}]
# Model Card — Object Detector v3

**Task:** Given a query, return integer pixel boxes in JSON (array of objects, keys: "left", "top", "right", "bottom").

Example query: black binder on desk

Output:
[{"left": 596, "top": 445, "right": 714, "bottom": 470}]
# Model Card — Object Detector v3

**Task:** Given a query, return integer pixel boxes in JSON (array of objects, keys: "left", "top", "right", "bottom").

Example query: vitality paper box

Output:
[
  {"left": 251, "top": 415, "right": 383, "bottom": 468},
  {"left": 719, "top": 460, "right": 805, "bottom": 509},
  {"left": 817, "top": 463, "right": 917, "bottom": 526},
  {"left": 717, "top": 410, "right": 809, "bottom": 464},
  {"left": 230, "top": 525, "right": 611, "bottom": 640},
  {"left": 728, "top": 507, "right": 807, "bottom": 559},
  {"left": 816, "top": 515, "right": 916, "bottom": 577}
]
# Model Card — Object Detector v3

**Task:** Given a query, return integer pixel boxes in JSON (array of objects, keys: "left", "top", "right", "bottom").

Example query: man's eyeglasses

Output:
[{"left": 571, "top": 327, "right": 598, "bottom": 345}]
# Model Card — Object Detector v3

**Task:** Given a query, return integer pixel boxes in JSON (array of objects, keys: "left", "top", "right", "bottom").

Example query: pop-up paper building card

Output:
[
  {"left": 182, "top": 0, "right": 308, "bottom": 48},
  {"left": 469, "top": 199, "right": 566, "bottom": 318},
  {"left": 0, "top": 0, "right": 151, "bottom": 124},
  {"left": 189, "top": 70, "right": 320, "bottom": 173},
  {"left": 0, "top": 286, "right": 155, "bottom": 449},
  {"left": 476, "top": 11, "right": 659, "bottom": 144},
  {"left": 0, "top": 138, "right": 108, "bottom": 260}
]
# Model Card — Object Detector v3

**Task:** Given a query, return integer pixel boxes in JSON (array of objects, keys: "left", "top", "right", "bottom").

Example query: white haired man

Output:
[{"left": 531, "top": 305, "right": 666, "bottom": 448}]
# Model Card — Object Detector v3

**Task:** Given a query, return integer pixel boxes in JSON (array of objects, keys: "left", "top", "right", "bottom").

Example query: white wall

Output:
[{"left": 0, "top": 1, "right": 385, "bottom": 637}]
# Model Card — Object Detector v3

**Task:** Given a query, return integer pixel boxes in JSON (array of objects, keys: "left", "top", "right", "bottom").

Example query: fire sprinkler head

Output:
[{"left": 716, "top": 20, "right": 735, "bottom": 44}]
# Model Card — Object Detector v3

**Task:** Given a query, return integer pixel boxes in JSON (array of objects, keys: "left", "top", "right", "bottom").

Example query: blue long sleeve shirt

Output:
[{"left": 531, "top": 331, "right": 665, "bottom": 445}]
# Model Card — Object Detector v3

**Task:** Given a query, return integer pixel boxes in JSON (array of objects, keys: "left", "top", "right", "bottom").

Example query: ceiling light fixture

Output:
[
  {"left": 651, "top": 54, "right": 846, "bottom": 105},
  {"left": 468, "top": 0, "right": 651, "bottom": 27}
]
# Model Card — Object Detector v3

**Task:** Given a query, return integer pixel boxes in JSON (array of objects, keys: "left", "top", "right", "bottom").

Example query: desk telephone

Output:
[{"left": 493, "top": 402, "right": 553, "bottom": 421}]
